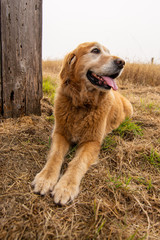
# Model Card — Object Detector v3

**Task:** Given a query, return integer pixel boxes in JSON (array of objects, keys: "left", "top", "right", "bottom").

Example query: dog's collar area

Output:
[{"left": 86, "top": 70, "right": 118, "bottom": 91}]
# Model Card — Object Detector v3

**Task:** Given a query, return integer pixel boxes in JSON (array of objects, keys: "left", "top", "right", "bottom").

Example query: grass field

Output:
[{"left": 0, "top": 60, "right": 160, "bottom": 240}]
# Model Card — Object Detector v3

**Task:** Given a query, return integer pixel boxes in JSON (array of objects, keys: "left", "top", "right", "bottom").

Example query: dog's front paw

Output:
[
  {"left": 32, "top": 169, "right": 58, "bottom": 195},
  {"left": 52, "top": 178, "right": 79, "bottom": 205}
]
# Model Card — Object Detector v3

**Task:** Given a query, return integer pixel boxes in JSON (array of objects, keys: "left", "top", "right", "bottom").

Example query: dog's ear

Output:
[
  {"left": 68, "top": 53, "right": 76, "bottom": 65},
  {"left": 60, "top": 52, "right": 77, "bottom": 81}
]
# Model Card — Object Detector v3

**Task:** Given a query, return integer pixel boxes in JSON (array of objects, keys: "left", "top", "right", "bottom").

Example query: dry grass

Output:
[
  {"left": 42, "top": 60, "right": 62, "bottom": 74},
  {"left": 42, "top": 60, "right": 62, "bottom": 81},
  {"left": 0, "top": 60, "right": 160, "bottom": 240},
  {"left": 120, "top": 62, "right": 160, "bottom": 86},
  {"left": 42, "top": 60, "right": 160, "bottom": 86}
]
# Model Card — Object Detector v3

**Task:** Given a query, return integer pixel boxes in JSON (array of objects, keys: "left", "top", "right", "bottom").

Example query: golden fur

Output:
[{"left": 32, "top": 42, "right": 133, "bottom": 205}]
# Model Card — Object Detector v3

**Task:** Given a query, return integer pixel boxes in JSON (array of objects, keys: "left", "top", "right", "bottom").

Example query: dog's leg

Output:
[
  {"left": 52, "top": 141, "right": 100, "bottom": 205},
  {"left": 32, "top": 133, "right": 70, "bottom": 195}
]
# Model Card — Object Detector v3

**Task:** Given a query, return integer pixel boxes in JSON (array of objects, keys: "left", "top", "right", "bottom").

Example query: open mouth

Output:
[{"left": 86, "top": 70, "right": 120, "bottom": 91}]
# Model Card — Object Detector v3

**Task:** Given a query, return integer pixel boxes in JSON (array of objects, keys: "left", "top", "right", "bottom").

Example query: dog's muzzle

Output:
[{"left": 86, "top": 58, "right": 125, "bottom": 91}]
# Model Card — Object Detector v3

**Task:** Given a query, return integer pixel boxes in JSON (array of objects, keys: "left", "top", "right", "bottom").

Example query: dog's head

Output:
[{"left": 60, "top": 42, "right": 125, "bottom": 92}]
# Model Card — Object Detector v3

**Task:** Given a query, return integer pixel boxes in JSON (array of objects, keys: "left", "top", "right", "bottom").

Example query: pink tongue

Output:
[{"left": 102, "top": 76, "right": 118, "bottom": 91}]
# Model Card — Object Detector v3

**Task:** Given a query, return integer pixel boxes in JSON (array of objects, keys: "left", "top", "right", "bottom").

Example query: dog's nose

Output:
[{"left": 114, "top": 58, "right": 125, "bottom": 69}]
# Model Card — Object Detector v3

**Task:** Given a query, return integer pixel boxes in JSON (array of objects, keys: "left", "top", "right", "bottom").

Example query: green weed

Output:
[
  {"left": 140, "top": 99, "right": 160, "bottom": 112},
  {"left": 127, "top": 231, "right": 137, "bottom": 240},
  {"left": 97, "top": 218, "right": 106, "bottom": 233},
  {"left": 43, "top": 76, "right": 57, "bottom": 104},
  {"left": 146, "top": 102, "right": 155, "bottom": 110},
  {"left": 127, "top": 231, "right": 146, "bottom": 240},
  {"left": 106, "top": 175, "right": 132, "bottom": 190},
  {"left": 66, "top": 145, "right": 78, "bottom": 159},
  {"left": 111, "top": 177, "right": 123, "bottom": 188},
  {"left": 113, "top": 118, "right": 143, "bottom": 140},
  {"left": 135, "top": 176, "right": 153, "bottom": 190},
  {"left": 146, "top": 178, "right": 153, "bottom": 190},
  {"left": 102, "top": 135, "right": 117, "bottom": 151},
  {"left": 124, "top": 176, "right": 132, "bottom": 186},
  {"left": 143, "top": 149, "right": 160, "bottom": 168},
  {"left": 46, "top": 115, "right": 55, "bottom": 123},
  {"left": 48, "top": 136, "right": 52, "bottom": 149}
]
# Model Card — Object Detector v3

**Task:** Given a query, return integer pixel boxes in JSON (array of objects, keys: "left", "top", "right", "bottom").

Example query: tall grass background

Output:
[{"left": 43, "top": 60, "right": 160, "bottom": 87}]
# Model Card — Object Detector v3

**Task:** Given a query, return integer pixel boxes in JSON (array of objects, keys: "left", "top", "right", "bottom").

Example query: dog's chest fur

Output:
[{"left": 54, "top": 92, "right": 113, "bottom": 144}]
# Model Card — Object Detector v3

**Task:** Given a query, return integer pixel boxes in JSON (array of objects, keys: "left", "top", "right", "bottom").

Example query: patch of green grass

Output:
[
  {"left": 43, "top": 76, "right": 57, "bottom": 104},
  {"left": 96, "top": 218, "right": 106, "bottom": 234},
  {"left": 140, "top": 99, "right": 160, "bottom": 112},
  {"left": 113, "top": 118, "right": 143, "bottom": 140},
  {"left": 102, "top": 135, "right": 117, "bottom": 151},
  {"left": 127, "top": 231, "right": 146, "bottom": 240},
  {"left": 93, "top": 201, "right": 106, "bottom": 235},
  {"left": 146, "top": 102, "right": 155, "bottom": 110},
  {"left": 127, "top": 231, "right": 137, "bottom": 240},
  {"left": 66, "top": 145, "right": 78, "bottom": 159},
  {"left": 143, "top": 148, "right": 160, "bottom": 168},
  {"left": 134, "top": 176, "right": 153, "bottom": 190},
  {"left": 109, "top": 177, "right": 123, "bottom": 189},
  {"left": 48, "top": 136, "right": 52, "bottom": 149},
  {"left": 46, "top": 115, "right": 55, "bottom": 123},
  {"left": 106, "top": 174, "right": 132, "bottom": 190}
]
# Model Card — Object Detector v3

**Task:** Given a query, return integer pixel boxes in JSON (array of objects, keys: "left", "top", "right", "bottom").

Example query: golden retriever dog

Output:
[{"left": 32, "top": 42, "right": 133, "bottom": 205}]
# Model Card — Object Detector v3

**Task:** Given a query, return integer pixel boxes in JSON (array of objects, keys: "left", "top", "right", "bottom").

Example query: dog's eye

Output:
[{"left": 91, "top": 48, "right": 101, "bottom": 54}]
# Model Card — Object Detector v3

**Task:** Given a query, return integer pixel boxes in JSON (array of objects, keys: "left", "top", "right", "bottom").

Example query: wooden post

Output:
[
  {"left": 151, "top": 58, "right": 154, "bottom": 64},
  {"left": 0, "top": 0, "right": 42, "bottom": 118},
  {"left": 0, "top": 2, "right": 2, "bottom": 116}
]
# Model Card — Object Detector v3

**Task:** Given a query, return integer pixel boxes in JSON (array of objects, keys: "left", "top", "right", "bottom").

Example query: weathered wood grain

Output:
[
  {"left": 0, "top": 2, "right": 2, "bottom": 115},
  {"left": 0, "top": 0, "right": 42, "bottom": 118}
]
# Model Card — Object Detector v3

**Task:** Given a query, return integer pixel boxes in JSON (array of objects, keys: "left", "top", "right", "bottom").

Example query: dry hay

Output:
[
  {"left": 120, "top": 62, "right": 160, "bottom": 86},
  {"left": 0, "top": 79, "right": 160, "bottom": 239}
]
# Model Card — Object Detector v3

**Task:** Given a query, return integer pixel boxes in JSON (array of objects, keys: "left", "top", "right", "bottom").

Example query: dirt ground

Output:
[{"left": 0, "top": 82, "right": 160, "bottom": 239}]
